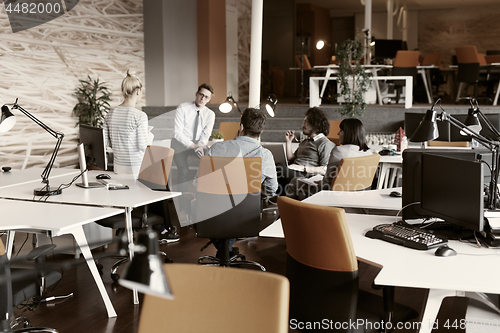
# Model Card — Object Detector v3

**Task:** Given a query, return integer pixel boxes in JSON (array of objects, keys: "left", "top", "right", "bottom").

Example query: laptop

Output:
[{"left": 262, "top": 143, "right": 302, "bottom": 171}]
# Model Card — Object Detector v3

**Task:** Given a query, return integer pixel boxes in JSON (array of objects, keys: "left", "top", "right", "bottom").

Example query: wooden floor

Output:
[{"left": 5, "top": 209, "right": 429, "bottom": 333}]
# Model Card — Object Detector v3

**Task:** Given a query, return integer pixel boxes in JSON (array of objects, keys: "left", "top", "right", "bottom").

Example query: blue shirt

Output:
[{"left": 208, "top": 136, "right": 278, "bottom": 196}]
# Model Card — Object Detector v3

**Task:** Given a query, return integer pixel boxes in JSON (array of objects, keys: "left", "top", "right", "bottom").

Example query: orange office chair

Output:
[
  {"left": 218, "top": 122, "right": 240, "bottom": 141},
  {"left": 137, "top": 264, "right": 289, "bottom": 333},
  {"left": 330, "top": 154, "right": 381, "bottom": 191},
  {"left": 390, "top": 50, "right": 420, "bottom": 104},
  {"left": 455, "top": 46, "right": 491, "bottom": 102},
  {"left": 194, "top": 156, "right": 265, "bottom": 270},
  {"left": 277, "top": 197, "right": 418, "bottom": 332},
  {"left": 327, "top": 120, "right": 342, "bottom": 145}
]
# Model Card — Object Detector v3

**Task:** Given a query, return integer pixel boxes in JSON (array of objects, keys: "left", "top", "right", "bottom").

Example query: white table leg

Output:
[
  {"left": 494, "top": 78, "right": 500, "bottom": 106},
  {"left": 5, "top": 230, "right": 15, "bottom": 259},
  {"left": 309, "top": 77, "right": 321, "bottom": 107},
  {"left": 418, "top": 289, "right": 456, "bottom": 333},
  {"left": 377, "top": 163, "right": 389, "bottom": 189},
  {"left": 419, "top": 68, "right": 433, "bottom": 104},
  {"left": 70, "top": 225, "right": 117, "bottom": 318},
  {"left": 124, "top": 207, "right": 139, "bottom": 305},
  {"left": 319, "top": 68, "right": 334, "bottom": 99}
]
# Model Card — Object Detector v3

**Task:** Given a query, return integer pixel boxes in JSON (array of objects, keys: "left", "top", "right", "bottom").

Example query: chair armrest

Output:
[{"left": 25, "top": 244, "right": 56, "bottom": 261}]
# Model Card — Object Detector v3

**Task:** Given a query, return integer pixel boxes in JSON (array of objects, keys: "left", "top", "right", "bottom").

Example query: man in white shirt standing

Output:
[{"left": 171, "top": 83, "right": 215, "bottom": 221}]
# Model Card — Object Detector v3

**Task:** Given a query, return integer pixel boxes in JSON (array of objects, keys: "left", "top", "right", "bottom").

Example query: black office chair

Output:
[
  {"left": 194, "top": 156, "right": 265, "bottom": 270},
  {"left": 1, "top": 239, "right": 62, "bottom": 332},
  {"left": 96, "top": 145, "right": 176, "bottom": 281}
]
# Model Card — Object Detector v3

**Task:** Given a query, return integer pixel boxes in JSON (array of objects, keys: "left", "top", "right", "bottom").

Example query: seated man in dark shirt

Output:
[{"left": 277, "top": 107, "right": 335, "bottom": 195}]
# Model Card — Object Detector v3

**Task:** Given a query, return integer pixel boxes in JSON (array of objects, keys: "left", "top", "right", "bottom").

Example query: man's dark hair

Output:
[
  {"left": 305, "top": 107, "right": 330, "bottom": 136},
  {"left": 198, "top": 83, "right": 214, "bottom": 95},
  {"left": 240, "top": 108, "right": 267, "bottom": 138}
]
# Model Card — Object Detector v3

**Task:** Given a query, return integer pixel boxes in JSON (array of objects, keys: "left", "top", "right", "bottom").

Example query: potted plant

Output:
[
  {"left": 210, "top": 131, "right": 224, "bottom": 142},
  {"left": 72, "top": 75, "right": 112, "bottom": 128},
  {"left": 336, "top": 34, "right": 372, "bottom": 117}
]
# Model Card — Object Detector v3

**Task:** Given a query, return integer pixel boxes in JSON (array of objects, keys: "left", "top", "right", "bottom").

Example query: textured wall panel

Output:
[{"left": 0, "top": 0, "right": 144, "bottom": 169}]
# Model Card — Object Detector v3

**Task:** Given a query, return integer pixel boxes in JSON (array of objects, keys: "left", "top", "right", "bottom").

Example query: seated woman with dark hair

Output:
[{"left": 285, "top": 118, "right": 371, "bottom": 199}]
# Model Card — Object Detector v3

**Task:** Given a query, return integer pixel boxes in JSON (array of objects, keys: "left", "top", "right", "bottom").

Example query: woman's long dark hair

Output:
[{"left": 340, "top": 118, "right": 369, "bottom": 151}]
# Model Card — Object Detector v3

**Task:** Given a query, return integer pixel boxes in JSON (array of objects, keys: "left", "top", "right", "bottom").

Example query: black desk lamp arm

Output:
[{"left": 11, "top": 100, "right": 65, "bottom": 186}]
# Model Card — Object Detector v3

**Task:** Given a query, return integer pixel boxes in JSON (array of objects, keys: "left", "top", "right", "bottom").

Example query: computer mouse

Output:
[
  {"left": 2, "top": 166, "right": 11, "bottom": 172},
  {"left": 434, "top": 245, "right": 457, "bottom": 257},
  {"left": 96, "top": 173, "right": 111, "bottom": 180},
  {"left": 389, "top": 191, "right": 402, "bottom": 197}
]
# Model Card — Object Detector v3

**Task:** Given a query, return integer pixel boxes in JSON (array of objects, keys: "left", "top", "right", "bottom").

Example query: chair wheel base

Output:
[{"left": 198, "top": 255, "right": 266, "bottom": 271}]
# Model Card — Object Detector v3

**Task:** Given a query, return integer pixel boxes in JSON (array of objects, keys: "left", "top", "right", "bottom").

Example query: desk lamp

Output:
[
  {"left": 118, "top": 228, "right": 173, "bottom": 299},
  {"left": 262, "top": 94, "right": 278, "bottom": 117},
  {"left": 410, "top": 98, "right": 500, "bottom": 209},
  {"left": 0, "top": 99, "right": 64, "bottom": 196},
  {"left": 219, "top": 92, "right": 241, "bottom": 114}
]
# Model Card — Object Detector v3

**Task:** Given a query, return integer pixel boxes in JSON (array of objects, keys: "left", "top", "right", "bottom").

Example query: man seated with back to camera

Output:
[
  {"left": 277, "top": 107, "right": 335, "bottom": 195},
  {"left": 207, "top": 107, "right": 278, "bottom": 256},
  {"left": 286, "top": 118, "right": 371, "bottom": 200}
]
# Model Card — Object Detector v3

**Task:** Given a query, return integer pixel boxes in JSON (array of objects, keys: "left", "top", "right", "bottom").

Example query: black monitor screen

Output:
[
  {"left": 420, "top": 154, "right": 484, "bottom": 232},
  {"left": 373, "top": 39, "right": 407, "bottom": 59},
  {"left": 79, "top": 124, "right": 108, "bottom": 170},
  {"left": 402, "top": 148, "right": 477, "bottom": 220}
]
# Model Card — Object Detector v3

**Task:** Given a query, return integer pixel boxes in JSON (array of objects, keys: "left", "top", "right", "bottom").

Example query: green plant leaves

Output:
[{"left": 72, "top": 75, "right": 111, "bottom": 128}]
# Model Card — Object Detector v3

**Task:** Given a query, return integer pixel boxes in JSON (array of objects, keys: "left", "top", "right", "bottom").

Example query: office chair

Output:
[
  {"left": 96, "top": 145, "right": 176, "bottom": 281},
  {"left": 389, "top": 50, "right": 420, "bottom": 104},
  {"left": 327, "top": 120, "right": 341, "bottom": 145},
  {"left": 0, "top": 239, "right": 62, "bottom": 332},
  {"left": 217, "top": 122, "right": 240, "bottom": 141},
  {"left": 194, "top": 156, "right": 265, "bottom": 270},
  {"left": 330, "top": 154, "right": 381, "bottom": 191},
  {"left": 421, "top": 53, "right": 443, "bottom": 95},
  {"left": 277, "top": 197, "right": 418, "bottom": 333},
  {"left": 137, "top": 264, "right": 289, "bottom": 333},
  {"left": 455, "top": 46, "right": 492, "bottom": 103}
]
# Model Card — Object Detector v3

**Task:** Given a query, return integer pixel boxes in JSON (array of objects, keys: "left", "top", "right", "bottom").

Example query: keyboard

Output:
[{"left": 365, "top": 223, "right": 447, "bottom": 250}]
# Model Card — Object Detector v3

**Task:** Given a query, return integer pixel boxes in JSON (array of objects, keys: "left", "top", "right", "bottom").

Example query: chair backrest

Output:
[
  {"left": 195, "top": 156, "right": 262, "bottom": 239},
  {"left": 427, "top": 140, "right": 470, "bottom": 147},
  {"left": 393, "top": 50, "right": 420, "bottom": 67},
  {"left": 218, "top": 122, "right": 240, "bottom": 141},
  {"left": 277, "top": 196, "right": 358, "bottom": 326},
  {"left": 138, "top": 145, "right": 174, "bottom": 190},
  {"left": 455, "top": 45, "right": 486, "bottom": 65},
  {"left": 331, "top": 154, "right": 380, "bottom": 191},
  {"left": 327, "top": 120, "right": 342, "bottom": 145},
  {"left": 485, "top": 55, "right": 500, "bottom": 64},
  {"left": 138, "top": 264, "right": 290, "bottom": 333},
  {"left": 422, "top": 53, "right": 442, "bottom": 66}
]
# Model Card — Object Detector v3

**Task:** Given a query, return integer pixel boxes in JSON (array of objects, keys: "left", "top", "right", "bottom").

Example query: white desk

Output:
[
  {"left": 261, "top": 204, "right": 500, "bottom": 333},
  {"left": 301, "top": 187, "right": 402, "bottom": 211},
  {"left": 0, "top": 168, "right": 79, "bottom": 189},
  {"left": 0, "top": 170, "right": 182, "bottom": 309},
  {"left": 0, "top": 199, "right": 122, "bottom": 318}
]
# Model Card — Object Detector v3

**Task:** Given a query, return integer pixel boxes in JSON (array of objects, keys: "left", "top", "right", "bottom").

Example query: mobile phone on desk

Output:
[{"left": 107, "top": 183, "right": 129, "bottom": 190}]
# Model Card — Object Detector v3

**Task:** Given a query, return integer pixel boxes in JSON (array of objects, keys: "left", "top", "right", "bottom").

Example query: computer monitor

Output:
[
  {"left": 402, "top": 148, "right": 477, "bottom": 220},
  {"left": 79, "top": 124, "right": 108, "bottom": 170},
  {"left": 373, "top": 39, "right": 407, "bottom": 60},
  {"left": 420, "top": 154, "right": 484, "bottom": 232}
]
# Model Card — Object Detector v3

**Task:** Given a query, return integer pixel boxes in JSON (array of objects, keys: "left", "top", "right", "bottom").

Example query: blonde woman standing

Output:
[{"left": 105, "top": 69, "right": 153, "bottom": 178}]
